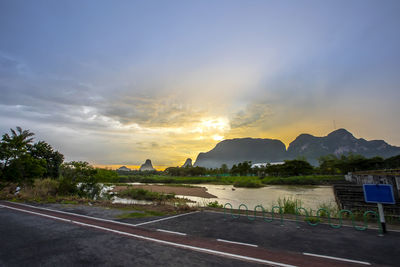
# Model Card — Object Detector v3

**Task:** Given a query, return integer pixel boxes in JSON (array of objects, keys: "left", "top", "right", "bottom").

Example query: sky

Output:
[{"left": 1, "top": 0, "right": 400, "bottom": 169}]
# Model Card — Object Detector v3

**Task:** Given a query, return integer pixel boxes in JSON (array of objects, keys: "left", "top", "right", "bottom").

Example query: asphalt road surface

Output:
[
  {"left": 1, "top": 202, "right": 399, "bottom": 266},
  {"left": 0, "top": 207, "right": 263, "bottom": 267}
]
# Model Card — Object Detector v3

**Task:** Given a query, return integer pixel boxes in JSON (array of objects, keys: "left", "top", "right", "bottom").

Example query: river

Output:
[
  {"left": 177, "top": 184, "right": 337, "bottom": 211},
  {"left": 112, "top": 184, "right": 337, "bottom": 211}
]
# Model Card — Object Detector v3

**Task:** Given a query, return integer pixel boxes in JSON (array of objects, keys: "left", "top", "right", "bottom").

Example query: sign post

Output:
[
  {"left": 363, "top": 184, "right": 396, "bottom": 234},
  {"left": 377, "top": 203, "right": 386, "bottom": 233}
]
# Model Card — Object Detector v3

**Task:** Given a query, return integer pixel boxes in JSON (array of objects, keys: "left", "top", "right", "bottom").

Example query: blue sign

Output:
[{"left": 363, "top": 184, "right": 395, "bottom": 204}]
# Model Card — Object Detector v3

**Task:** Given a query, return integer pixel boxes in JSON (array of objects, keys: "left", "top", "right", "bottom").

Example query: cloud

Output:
[
  {"left": 230, "top": 103, "right": 272, "bottom": 129},
  {"left": 101, "top": 94, "right": 207, "bottom": 127}
]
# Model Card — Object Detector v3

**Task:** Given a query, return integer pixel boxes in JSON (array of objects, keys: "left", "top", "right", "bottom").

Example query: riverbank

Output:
[{"left": 117, "top": 175, "right": 345, "bottom": 187}]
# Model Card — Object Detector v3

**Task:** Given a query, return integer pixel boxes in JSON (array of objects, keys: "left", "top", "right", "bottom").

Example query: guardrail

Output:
[{"left": 223, "top": 203, "right": 383, "bottom": 234}]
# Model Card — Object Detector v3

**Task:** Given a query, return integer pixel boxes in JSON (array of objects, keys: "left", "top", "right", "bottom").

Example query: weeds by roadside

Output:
[
  {"left": 276, "top": 197, "right": 302, "bottom": 214},
  {"left": 207, "top": 201, "right": 223, "bottom": 208}
]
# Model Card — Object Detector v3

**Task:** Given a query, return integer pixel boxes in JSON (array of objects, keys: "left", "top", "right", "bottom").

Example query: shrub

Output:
[
  {"left": 94, "top": 168, "right": 119, "bottom": 183},
  {"left": 233, "top": 178, "right": 263, "bottom": 188},
  {"left": 207, "top": 201, "right": 223, "bottom": 208},
  {"left": 58, "top": 177, "right": 78, "bottom": 196},
  {"left": 305, "top": 217, "right": 320, "bottom": 224},
  {"left": 118, "top": 188, "right": 175, "bottom": 201},
  {"left": 0, "top": 183, "right": 18, "bottom": 199},
  {"left": 19, "top": 178, "right": 59, "bottom": 199},
  {"left": 316, "top": 202, "right": 339, "bottom": 218},
  {"left": 277, "top": 197, "right": 302, "bottom": 214}
]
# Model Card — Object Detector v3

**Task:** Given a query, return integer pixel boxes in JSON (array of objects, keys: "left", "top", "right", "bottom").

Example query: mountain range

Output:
[{"left": 193, "top": 129, "right": 400, "bottom": 168}]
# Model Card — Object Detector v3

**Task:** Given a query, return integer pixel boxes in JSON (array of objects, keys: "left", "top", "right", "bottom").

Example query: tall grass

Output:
[
  {"left": 19, "top": 178, "right": 59, "bottom": 199},
  {"left": 118, "top": 188, "right": 175, "bottom": 201},
  {"left": 276, "top": 197, "right": 302, "bottom": 214}
]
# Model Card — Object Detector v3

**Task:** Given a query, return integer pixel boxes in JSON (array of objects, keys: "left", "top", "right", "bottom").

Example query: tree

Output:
[
  {"left": 1, "top": 127, "right": 35, "bottom": 169},
  {"left": 30, "top": 141, "right": 64, "bottom": 178},
  {"left": 318, "top": 155, "right": 340, "bottom": 174},
  {"left": 230, "top": 164, "right": 239, "bottom": 176},
  {"left": 281, "top": 160, "right": 314, "bottom": 176},
  {"left": 3, "top": 154, "right": 46, "bottom": 183},
  {"left": 384, "top": 154, "right": 400, "bottom": 169},
  {"left": 60, "top": 161, "right": 96, "bottom": 182},
  {"left": 220, "top": 164, "right": 229, "bottom": 174},
  {"left": 59, "top": 161, "right": 100, "bottom": 198},
  {"left": 1, "top": 127, "right": 38, "bottom": 182}
]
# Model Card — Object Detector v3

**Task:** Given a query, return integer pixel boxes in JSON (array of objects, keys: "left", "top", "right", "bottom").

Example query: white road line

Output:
[
  {"left": 5, "top": 201, "right": 198, "bottom": 228},
  {"left": 157, "top": 229, "right": 187, "bottom": 236},
  {"left": 303, "top": 252, "right": 371, "bottom": 265},
  {"left": 5, "top": 201, "right": 137, "bottom": 227},
  {"left": 1, "top": 204, "right": 297, "bottom": 267},
  {"left": 134, "top": 211, "right": 199, "bottom": 226},
  {"left": 0, "top": 205, "right": 72, "bottom": 223},
  {"left": 217, "top": 239, "right": 258, "bottom": 247},
  {"left": 205, "top": 210, "right": 400, "bottom": 233}
]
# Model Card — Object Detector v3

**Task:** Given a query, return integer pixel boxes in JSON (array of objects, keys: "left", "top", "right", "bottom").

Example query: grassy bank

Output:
[
  {"left": 118, "top": 187, "right": 175, "bottom": 202},
  {"left": 261, "top": 175, "right": 345, "bottom": 185},
  {"left": 117, "top": 174, "right": 344, "bottom": 187}
]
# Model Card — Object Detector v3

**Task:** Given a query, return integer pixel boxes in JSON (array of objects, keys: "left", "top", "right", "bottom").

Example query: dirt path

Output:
[{"left": 113, "top": 185, "right": 217, "bottom": 198}]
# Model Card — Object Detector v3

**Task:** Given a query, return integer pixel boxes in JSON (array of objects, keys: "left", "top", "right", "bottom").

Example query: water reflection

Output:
[{"left": 178, "top": 184, "right": 337, "bottom": 210}]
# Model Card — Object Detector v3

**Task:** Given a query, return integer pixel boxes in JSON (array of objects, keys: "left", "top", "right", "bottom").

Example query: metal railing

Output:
[{"left": 224, "top": 203, "right": 383, "bottom": 234}]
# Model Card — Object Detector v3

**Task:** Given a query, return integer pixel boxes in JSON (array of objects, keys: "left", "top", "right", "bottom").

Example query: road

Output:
[{"left": 1, "top": 201, "right": 399, "bottom": 266}]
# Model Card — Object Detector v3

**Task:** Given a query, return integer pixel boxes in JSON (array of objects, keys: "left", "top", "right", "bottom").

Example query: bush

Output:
[
  {"left": 94, "top": 168, "right": 119, "bottom": 183},
  {"left": 207, "top": 201, "right": 223, "bottom": 208},
  {"left": 19, "top": 178, "right": 59, "bottom": 199},
  {"left": 58, "top": 177, "right": 78, "bottom": 196},
  {"left": 277, "top": 197, "right": 302, "bottom": 214},
  {"left": 0, "top": 183, "right": 18, "bottom": 199},
  {"left": 233, "top": 178, "right": 263, "bottom": 188},
  {"left": 261, "top": 175, "right": 344, "bottom": 185},
  {"left": 118, "top": 188, "right": 175, "bottom": 201},
  {"left": 77, "top": 181, "right": 102, "bottom": 199}
]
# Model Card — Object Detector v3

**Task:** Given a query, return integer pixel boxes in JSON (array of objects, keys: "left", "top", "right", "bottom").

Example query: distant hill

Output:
[
  {"left": 193, "top": 129, "right": 400, "bottom": 168},
  {"left": 287, "top": 128, "right": 400, "bottom": 165},
  {"left": 117, "top": 166, "right": 131, "bottom": 172},
  {"left": 194, "top": 138, "right": 286, "bottom": 168},
  {"left": 181, "top": 158, "right": 193, "bottom": 168},
  {"left": 139, "top": 159, "right": 156, "bottom": 171}
]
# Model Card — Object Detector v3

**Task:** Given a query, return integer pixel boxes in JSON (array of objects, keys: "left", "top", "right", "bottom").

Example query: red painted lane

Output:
[{"left": 0, "top": 202, "right": 367, "bottom": 267}]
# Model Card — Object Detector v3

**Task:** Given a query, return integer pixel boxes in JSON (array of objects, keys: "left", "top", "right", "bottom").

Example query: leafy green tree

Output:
[
  {"left": 1, "top": 127, "right": 38, "bottom": 182},
  {"left": 0, "top": 127, "right": 35, "bottom": 169},
  {"left": 318, "top": 154, "right": 341, "bottom": 174},
  {"left": 230, "top": 164, "right": 239, "bottom": 176},
  {"left": 0, "top": 127, "right": 66, "bottom": 182},
  {"left": 30, "top": 141, "right": 64, "bottom": 178},
  {"left": 281, "top": 160, "right": 314, "bottom": 176},
  {"left": 94, "top": 168, "right": 118, "bottom": 182},
  {"left": 3, "top": 154, "right": 46, "bottom": 183},
  {"left": 59, "top": 161, "right": 102, "bottom": 198},
  {"left": 237, "top": 161, "right": 252, "bottom": 176},
  {"left": 220, "top": 164, "right": 229, "bottom": 174},
  {"left": 384, "top": 154, "right": 400, "bottom": 169},
  {"left": 60, "top": 161, "right": 96, "bottom": 182}
]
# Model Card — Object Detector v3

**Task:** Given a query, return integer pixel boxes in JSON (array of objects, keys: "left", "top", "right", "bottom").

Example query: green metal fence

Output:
[{"left": 224, "top": 203, "right": 383, "bottom": 234}]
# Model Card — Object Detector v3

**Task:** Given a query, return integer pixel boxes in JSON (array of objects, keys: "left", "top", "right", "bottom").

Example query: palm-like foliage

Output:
[{"left": 1, "top": 126, "right": 35, "bottom": 164}]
